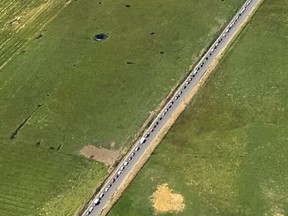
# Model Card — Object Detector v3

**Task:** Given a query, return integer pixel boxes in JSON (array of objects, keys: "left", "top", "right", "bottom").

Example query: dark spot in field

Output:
[
  {"left": 46, "top": 94, "right": 50, "bottom": 97},
  {"left": 34, "top": 34, "right": 43, "bottom": 39},
  {"left": 125, "top": 4, "right": 130, "bottom": 8},
  {"left": 194, "top": 156, "right": 197, "bottom": 158},
  {"left": 73, "top": 64, "right": 76, "bottom": 67},
  {"left": 150, "top": 32, "right": 155, "bottom": 35},
  {"left": 57, "top": 145, "right": 62, "bottom": 151},
  {"left": 126, "top": 61, "right": 135, "bottom": 65},
  {"left": 10, "top": 132, "right": 17, "bottom": 140},
  {"left": 160, "top": 51, "right": 164, "bottom": 54},
  {"left": 9, "top": 18, "right": 18, "bottom": 25},
  {"left": 176, "top": 56, "right": 180, "bottom": 59},
  {"left": 19, "top": 50, "right": 26, "bottom": 55},
  {"left": 36, "top": 140, "right": 41, "bottom": 146},
  {"left": 93, "top": 33, "right": 108, "bottom": 42},
  {"left": 98, "top": 2, "right": 102, "bottom": 4},
  {"left": 37, "top": 104, "right": 43, "bottom": 108},
  {"left": 49, "top": 146, "right": 55, "bottom": 150}
]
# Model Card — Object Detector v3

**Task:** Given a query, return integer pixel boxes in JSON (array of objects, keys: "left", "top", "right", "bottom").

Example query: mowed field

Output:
[
  {"left": 0, "top": 0, "right": 245, "bottom": 215},
  {"left": 108, "top": 1, "right": 288, "bottom": 216},
  {"left": 0, "top": 0, "right": 70, "bottom": 70}
]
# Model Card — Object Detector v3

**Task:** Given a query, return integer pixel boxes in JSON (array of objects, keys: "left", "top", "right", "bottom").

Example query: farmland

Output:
[
  {"left": 0, "top": 0, "right": 70, "bottom": 70},
  {"left": 108, "top": 1, "right": 288, "bottom": 216},
  {"left": 0, "top": 0, "right": 245, "bottom": 215}
]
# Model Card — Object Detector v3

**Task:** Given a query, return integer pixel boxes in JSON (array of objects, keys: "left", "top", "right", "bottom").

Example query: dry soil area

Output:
[
  {"left": 79, "top": 145, "right": 120, "bottom": 166},
  {"left": 150, "top": 183, "right": 185, "bottom": 214}
]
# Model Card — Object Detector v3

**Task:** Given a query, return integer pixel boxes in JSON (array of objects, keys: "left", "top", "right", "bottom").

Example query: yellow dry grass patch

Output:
[{"left": 150, "top": 183, "right": 185, "bottom": 214}]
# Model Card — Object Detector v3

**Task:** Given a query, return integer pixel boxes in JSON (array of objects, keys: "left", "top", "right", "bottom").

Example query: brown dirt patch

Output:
[
  {"left": 151, "top": 183, "right": 185, "bottom": 214},
  {"left": 79, "top": 145, "right": 120, "bottom": 166}
]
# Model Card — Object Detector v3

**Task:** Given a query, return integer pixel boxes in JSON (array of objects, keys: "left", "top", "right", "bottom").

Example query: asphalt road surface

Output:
[{"left": 82, "top": 0, "right": 261, "bottom": 215}]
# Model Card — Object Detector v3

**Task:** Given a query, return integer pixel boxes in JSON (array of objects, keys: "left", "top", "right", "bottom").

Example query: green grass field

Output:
[
  {"left": 0, "top": 0, "right": 69, "bottom": 70},
  {"left": 108, "top": 1, "right": 288, "bottom": 216},
  {"left": 0, "top": 0, "right": 245, "bottom": 215}
]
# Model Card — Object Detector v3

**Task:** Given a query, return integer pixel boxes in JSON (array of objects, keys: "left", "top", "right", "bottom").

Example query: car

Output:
[
  {"left": 144, "top": 134, "right": 150, "bottom": 138},
  {"left": 211, "top": 48, "right": 214, "bottom": 52},
  {"left": 188, "top": 77, "right": 193, "bottom": 81},
  {"left": 99, "top": 193, "right": 105, "bottom": 198},
  {"left": 186, "top": 81, "right": 190, "bottom": 85},
  {"left": 183, "top": 85, "right": 187, "bottom": 89},
  {"left": 120, "top": 166, "right": 125, "bottom": 171},
  {"left": 135, "top": 146, "right": 140, "bottom": 152},
  {"left": 179, "top": 91, "right": 183, "bottom": 95},
  {"left": 205, "top": 57, "right": 208, "bottom": 60},
  {"left": 159, "top": 117, "right": 163, "bottom": 121},
  {"left": 196, "top": 67, "right": 200, "bottom": 70},
  {"left": 151, "top": 128, "right": 155, "bottom": 132},
  {"left": 87, "top": 206, "right": 94, "bottom": 215},
  {"left": 93, "top": 198, "right": 100, "bottom": 206},
  {"left": 104, "top": 187, "right": 109, "bottom": 192},
  {"left": 131, "top": 152, "right": 135, "bottom": 157},
  {"left": 111, "top": 178, "right": 116, "bottom": 183},
  {"left": 223, "top": 33, "right": 226, "bottom": 37},
  {"left": 153, "top": 124, "right": 157, "bottom": 129},
  {"left": 128, "top": 157, "right": 132, "bottom": 161},
  {"left": 117, "top": 170, "right": 122, "bottom": 176},
  {"left": 215, "top": 42, "right": 219, "bottom": 46},
  {"left": 225, "top": 28, "right": 229, "bottom": 33},
  {"left": 124, "top": 161, "right": 129, "bottom": 166},
  {"left": 140, "top": 137, "right": 146, "bottom": 144}
]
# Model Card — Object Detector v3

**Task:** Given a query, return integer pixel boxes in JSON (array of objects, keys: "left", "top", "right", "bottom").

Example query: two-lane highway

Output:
[{"left": 82, "top": 0, "right": 262, "bottom": 215}]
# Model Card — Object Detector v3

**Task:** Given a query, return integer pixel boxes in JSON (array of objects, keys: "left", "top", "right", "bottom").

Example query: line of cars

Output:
[{"left": 84, "top": 0, "right": 253, "bottom": 215}]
